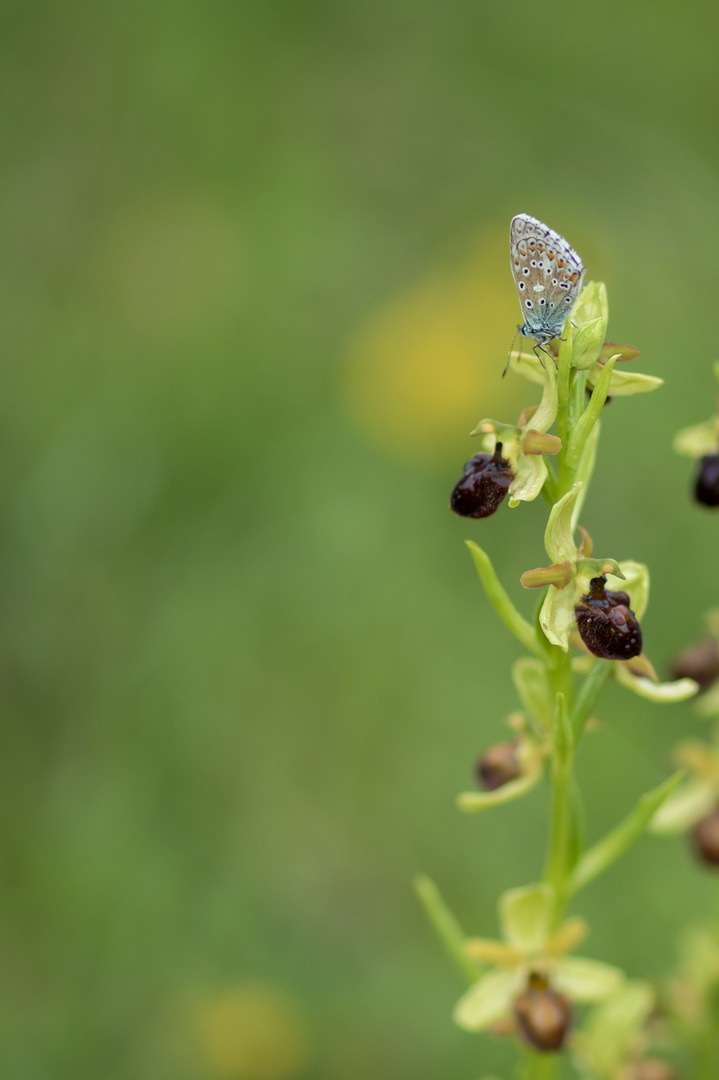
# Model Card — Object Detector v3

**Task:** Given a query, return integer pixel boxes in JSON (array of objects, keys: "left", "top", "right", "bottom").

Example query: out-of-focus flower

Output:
[
  {"left": 651, "top": 725, "right": 719, "bottom": 854},
  {"left": 193, "top": 983, "right": 309, "bottom": 1080},
  {"left": 459, "top": 713, "right": 545, "bottom": 813},
  {"left": 572, "top": 981, "right": 661, "bottom": 1080},
  {"left": 454, "top": 883, "right": 623, "bottom": 1043}
]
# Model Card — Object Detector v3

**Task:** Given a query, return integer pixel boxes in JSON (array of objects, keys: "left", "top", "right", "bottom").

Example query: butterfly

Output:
[{"left": 509, "top": 214, "right": 584, "bottom": 348}]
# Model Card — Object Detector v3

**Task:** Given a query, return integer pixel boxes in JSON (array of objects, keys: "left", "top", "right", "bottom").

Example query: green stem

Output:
[
  {"left": 544, "top": 672, "right": 574, "bottom": 925},
  {"left": 520, "top": 1044, "right": 560, "bottom": 1080}
]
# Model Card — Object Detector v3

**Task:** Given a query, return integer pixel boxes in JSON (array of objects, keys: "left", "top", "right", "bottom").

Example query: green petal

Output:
[
  {"left": 531, "top": 356, "right": 558, "bottom": 433},
  {"left": 508, "top": 453, "right": 547, "bottom": 506},
  {"left": 544, "top": 484, "right": 581, "bottom": 563},
  {"left": 554, "top": 956, "right": 624, "bottom": 1001},
  {"left": 521, "top": 562, "right": 573, "bottom": 590},
  {"left": 457, "top": 770, "right": 541, "bottom": 813},
  {"left": 453, "top": 967, "right": 523, "bottom": 1032},
  {"left": 674, "top": 419, "right": 719, "bottom": 458},
  {"left": 611, "top": 561, "right": 649, "bottom": 619},
  {"left": 509, "top": 351, "right": 545, "bottom": 385},
  {"left": 579, "top": 982, "right": 655, "bottom": 1076},
  {"left": 500, "top": 883, "right": 553, "bottom": 953},
  {"left": 614, "top": 664, "right": 698, "bottom": 702},
  {"left": 513, "top": 658, "right": 554, "bottom": 730},
  {"left": 539, "top": 586, "right": 576, "bottom": 651},
  {"left": 576, "top": 558, "right": 625, "bottom": 596},
  {"left": 650, "top": 778, "right": 716, "bottom": 834}
]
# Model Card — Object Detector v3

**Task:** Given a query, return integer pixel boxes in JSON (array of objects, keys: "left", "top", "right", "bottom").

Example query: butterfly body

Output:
[{"left": 510, "top": 214, "right": 584, "bottom": 345}]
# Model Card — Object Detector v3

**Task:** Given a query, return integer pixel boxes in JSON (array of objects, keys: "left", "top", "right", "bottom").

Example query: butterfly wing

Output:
[{"left": 510, "top": 214, "right": 584, "bottom": 343}]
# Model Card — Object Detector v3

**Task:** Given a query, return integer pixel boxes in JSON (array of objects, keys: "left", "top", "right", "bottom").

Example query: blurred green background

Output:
[{"left": 3, "top": 2, "right": 719, "bottom": 1077}]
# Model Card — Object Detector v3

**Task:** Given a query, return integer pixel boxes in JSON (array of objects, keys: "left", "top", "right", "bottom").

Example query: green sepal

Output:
[
  {"left": 614, "top": 663, "right": 698, "bottom": 702},
  {"left": 500, "top": 883, "right": 554, "bottom": 952},
  {"left": 513, "top": 657, "right": 554, "bottom": 730},
  {"left": 569, "top": 771, "right": 684, "bottom": 894},
  {"left": 609, "top": 561, "right": 648, "bottom": 618},
  {"left": 572, "top": 281, "right": 608, "bottom": 329},
  {"left": 539, "top": 584, "right": 576, "bottom": 651},
  {"left": 544, "top": 484, "right": 581, "bottom": 563},
  {"left": 457, "top": 770, "right": 541, "bottom": 813},
  {"left": 465, "top": 542, "right": 547, "bottom": 661},
  {"left": 589, "top": 365, "right": 663, "bottom": 397},
  {"left": 454, "top": 967, "right": 523, "bottom": 1032},
  {"left": 674, "top": 418, "right": 719, "bottom": 458},
  {"left": 650, "top": 777, "right": 716, "bottom": 834}
]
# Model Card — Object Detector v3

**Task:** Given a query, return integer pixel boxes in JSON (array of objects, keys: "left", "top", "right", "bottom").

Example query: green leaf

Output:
[
  {"left": 414, "top": 875, "right": 481, "bottom": 983},
  {"left": 500, "top": 883, "right": 554, "bottom": 952},
  {"left": 465, "top": 542, "right": 547, "bottom": 661},
  {"left": 570, "top": 661, "right": 611, "bottom": 740},
  {"left": 571, "top": 420, "right": 599, "bottom": 528},
  {"left": 569, "top": 771, "right": 684, "bottom": 894},
  {"left": 565, "top": 357, "right": 616, "bottom": 469}
]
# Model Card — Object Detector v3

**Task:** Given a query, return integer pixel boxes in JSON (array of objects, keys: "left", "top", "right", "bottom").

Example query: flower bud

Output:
[
  {"left": 574, "top": 576, "right": 643, "bottom": 661},
  {"left": 449, "top": 444, "right": 514, "bottom": 519},
  {"left": 691, "top": 807, "right": 719, "bottom": 866},
  {"left": 476, "top": 742, "right": 522, "bottom": 791},
  {"left": 629, "top": 1060, "right": 677, "bottom": 1080},
  {"left": 694, "top": 453, "right": 719, "bottom": 507},
  {"left": 670, "top": 638, "right": 719, "bottom": 692},
  {"left": 513, "top": 972, "right": 572, "bottom": 1053}
]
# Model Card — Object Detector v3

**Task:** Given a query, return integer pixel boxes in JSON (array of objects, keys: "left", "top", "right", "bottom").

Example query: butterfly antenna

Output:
[{"left": 503, "top": 327, "right": 520, "bottom": 378}]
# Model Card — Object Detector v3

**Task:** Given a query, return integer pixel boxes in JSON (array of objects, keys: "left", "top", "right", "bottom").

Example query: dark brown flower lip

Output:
[
  {"left": 574, "top": 575, "right": 643, "bottom": 661},
  {"left": 476, "top": 741, "right": 522, "bottom": 791},
  {"left": 694, "top": 453, "right": 719, "bottom": 508},
  {"left": 513, "top": 972, "right": 572, "bottom": 1053},
  {"left": 449, "top": 444, "right": 514, "bottom": 519}
]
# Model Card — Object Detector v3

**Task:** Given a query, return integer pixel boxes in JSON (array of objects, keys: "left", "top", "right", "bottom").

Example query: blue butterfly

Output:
[{"left": 510, "top": 214, "right": 584, "bottom": 346}]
